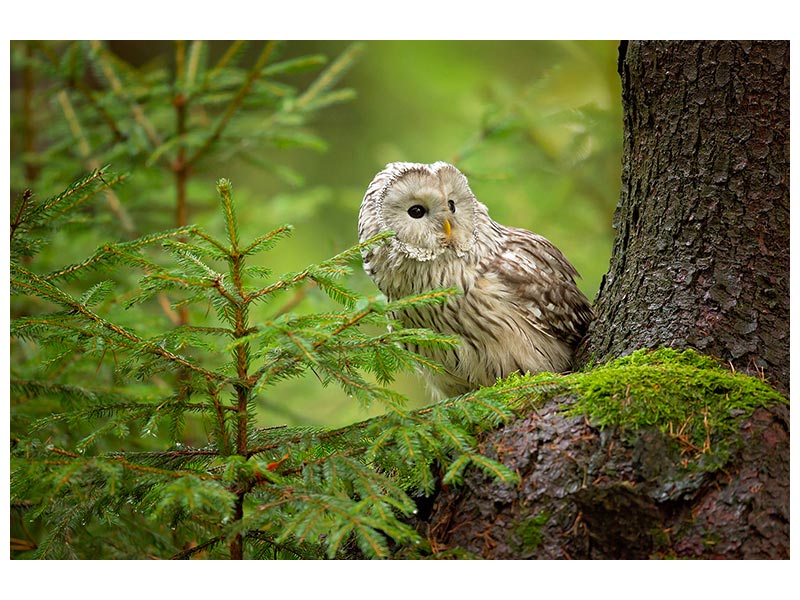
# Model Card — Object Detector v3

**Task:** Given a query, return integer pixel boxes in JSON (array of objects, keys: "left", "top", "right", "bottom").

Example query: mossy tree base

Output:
[
  {"left": 582, "top": 41, "right": 789, "bottom": 394},
  {"left": 412, "top": 350, "right": 788, "bottom": 559}
]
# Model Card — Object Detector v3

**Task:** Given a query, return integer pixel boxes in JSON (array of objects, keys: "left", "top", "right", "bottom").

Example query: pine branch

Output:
[
  {"left": 87, "top": 40, "right": 163, "bottom": 149},
  {"left": 30, "top": 41, "right": 126, "bottom": 145},
  {"left": 216, "top": 178, "right": 240, "bottom": 251},
  {"left": 10, "top": 188, "right": 33, "bottom": 243},
  {"left": 188, "top": 42, "right": 277, "bottom": 167},
  {"left": 294, "top": 44, "right": 363, "bottom": 113},
  {"left": 205, "top": 41, "right": 248, "bottom": 85},
  {"left": 241, "top": 224, "right": 293, "bottom": 256},
  {"left": 56, "top": 90, "right": 136, "bottom": 234},
  {"left": 247, "top": 231, "right": 392, "bottom": 304},
  {"left": 170, "top": 535, "right": 225, "bottom": 559},
  {"left": 13, "top": 264, "right": 225, "bottom": 382},
  {"left": 43, "top": 225, "right": 198, "bottom": 281},
  {"left": 16, "top": 167, "right": 108, "bottom": 229}
]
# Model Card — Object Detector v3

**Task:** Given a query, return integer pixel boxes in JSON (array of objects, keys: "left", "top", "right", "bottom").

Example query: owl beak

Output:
[{"left": 443, "top": 218, "right": 452, "bottom": 239}]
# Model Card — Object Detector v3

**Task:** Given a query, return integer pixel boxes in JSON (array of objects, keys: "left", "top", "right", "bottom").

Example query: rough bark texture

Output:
[
  {"left": 419, "top": 395, "right": 789, "bottom": 559},
  {"left": 583, "top": 41, "right": 789, "bottom": 393},
  {"left": 415, "top": 41, "right": 789, "bottom": 559}
]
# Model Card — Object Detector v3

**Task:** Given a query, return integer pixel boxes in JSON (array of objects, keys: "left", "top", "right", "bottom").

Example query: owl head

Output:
[{"left": 358, "top": 161, "right": 486, "bottom": 261}]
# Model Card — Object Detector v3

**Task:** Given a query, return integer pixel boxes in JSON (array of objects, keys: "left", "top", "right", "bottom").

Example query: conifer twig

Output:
[
  {"left": 170, "top": 535, "right": 225, "bottom": 559},
  {"left": 56, "top": 90, "right": 136, "bottom": 234},
  {"left": 207, "top": 379, "right": 231, "bottom": 455},
  {"left": 31, "top": 41, "right": 125, "bottom": 145},
  {"left": 204, "top": 41, "right": 247, "bottom": 86},
  {"left": 14, "top": 264, "right": 225, "bottom": 382},
  {"left": 188, "top": 41, "right": 277, "bottom": 167},
  {"left": 249, "top": 269, "right": 311, "bottom": 302},
  {"left": 10, "top": 189, "right": 33, "bottom": 243},
  {"left": 295, "top": 43, "right": 363, "bottom": 112},
  {"left": 88, "top": 40, "right": 163, "bottom": 149},
  {"left": 43, "top": 226, "right": 197, "bottom": 281},
  {"left": 272, "top": 281, "right": 316, "bottom": 318}
]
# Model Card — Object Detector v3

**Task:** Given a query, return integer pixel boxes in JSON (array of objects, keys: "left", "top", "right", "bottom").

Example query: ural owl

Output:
[{"left": 358, "top": 161, "right": 593, "bottom": 397}]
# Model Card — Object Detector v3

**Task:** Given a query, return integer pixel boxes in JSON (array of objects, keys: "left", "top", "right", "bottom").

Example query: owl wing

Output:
[{"left": 489, "top": 226, "right": 594, "bottom": 347}]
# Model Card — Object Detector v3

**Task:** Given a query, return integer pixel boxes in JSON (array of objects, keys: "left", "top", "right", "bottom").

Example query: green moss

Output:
[
  {"left": 485, "top": 348, "right": 784, "bottom": 458},
  {"left": 649, "top": 525, "right": 672, "bottom": 550},
  {"left": 509, "top": 511, "right": 550, "bottom": 553},
  {"left": 561, "top": 348, "right": 785, "bottom": 451}
]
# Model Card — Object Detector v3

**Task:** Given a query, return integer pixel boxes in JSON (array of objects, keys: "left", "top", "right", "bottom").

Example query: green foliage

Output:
[
  {"left": 10, "top": 40, "right": 623, "bottom": 560},
  {"left": 12, "top": 41, "right": 360, "bottom": 191},
  {"left": 551, "top": 349, "right": 785, "bottom": 454},
  {"left": 12, "top": 40, "right": 622, "bottom": 427},
  {"left": 11, "top": 174, "right": 536, "bottom": 559}
]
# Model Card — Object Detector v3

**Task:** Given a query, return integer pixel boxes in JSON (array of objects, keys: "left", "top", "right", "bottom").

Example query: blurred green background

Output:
[{"left": 11, "top": 40, "right": 622, "bottom": 433}]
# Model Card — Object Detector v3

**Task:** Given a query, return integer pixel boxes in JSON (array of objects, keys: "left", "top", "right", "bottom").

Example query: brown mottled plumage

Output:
[{"left": 358, "top": 161, "right": 593, "bottom": 397}]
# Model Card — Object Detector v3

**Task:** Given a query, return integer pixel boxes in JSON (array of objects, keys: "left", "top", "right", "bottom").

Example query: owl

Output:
[{"left": 358, "top": 161, "right": 594, "bottom": 398}]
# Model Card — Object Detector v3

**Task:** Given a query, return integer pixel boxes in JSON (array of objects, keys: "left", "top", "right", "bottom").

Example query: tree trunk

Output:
[
  {"left": 416, "top": 41, "right": 789, "bottom": 559},
  {"left": 584, "top": 40, "right": 789, "bottom": 393}
]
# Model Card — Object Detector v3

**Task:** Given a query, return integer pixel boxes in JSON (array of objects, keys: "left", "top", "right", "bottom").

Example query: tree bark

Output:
[
  {"left": 583, "top": 41, "right": 789, "bottom": 394},
  {"left": 416, "top": 41, "right": 790, "bottom": 559},
  {"left": 419, "top": 398, "right": 788, "bottom": 559}
]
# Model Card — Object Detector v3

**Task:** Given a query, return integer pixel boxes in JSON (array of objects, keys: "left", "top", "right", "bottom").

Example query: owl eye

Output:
[
  {"left": 448, "top": 200, "right": 456, "bottom": 213},
  {"left": 407, "top": 205, "right": 427, "bottom": 219}
]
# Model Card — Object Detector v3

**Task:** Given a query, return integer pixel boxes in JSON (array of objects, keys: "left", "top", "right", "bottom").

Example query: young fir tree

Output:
[
  {"left": 12, "top": 172, "right": 535, "bottom": 559},
  {"left": 10, "top": 41, "right": 531, "bottom": 560}
]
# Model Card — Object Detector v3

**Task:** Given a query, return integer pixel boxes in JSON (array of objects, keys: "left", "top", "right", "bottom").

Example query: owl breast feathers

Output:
[{"left": 358, "top": 161, "right": 594, "bottom": 398}]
